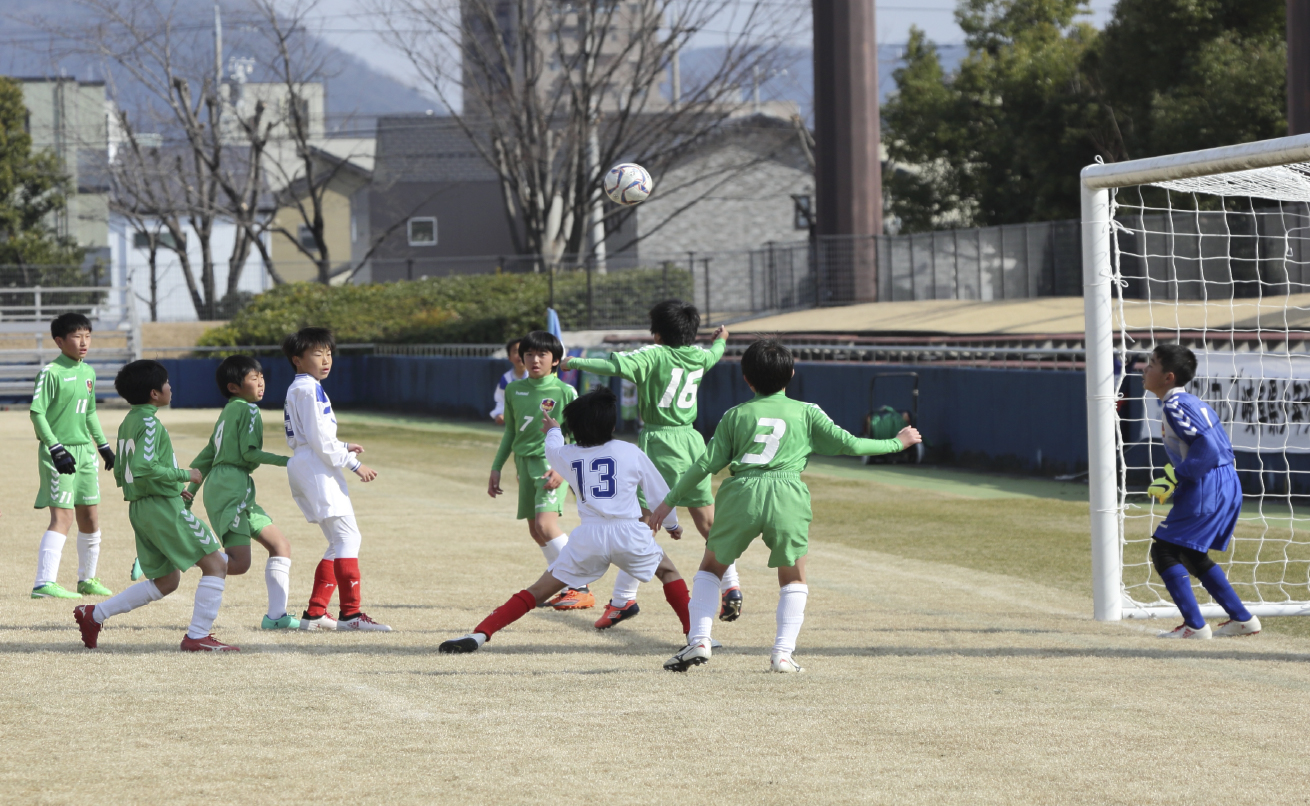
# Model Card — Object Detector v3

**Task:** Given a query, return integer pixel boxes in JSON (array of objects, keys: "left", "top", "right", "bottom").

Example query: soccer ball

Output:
[{"left": 603, "top": 163, "right": 653, "bottom": 206}]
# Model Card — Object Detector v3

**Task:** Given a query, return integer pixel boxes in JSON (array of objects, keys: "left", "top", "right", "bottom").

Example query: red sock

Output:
[
  {"left": 474, "top": 590, "right": 537, "bottom": 641},
  {"left": 307, "top": 559, "right": 337, "bottom": 617},
  {"left": 334, "top": 558, "right": 361, "bottom": 616},
  {"left": 663, "top": 579, "right": 691, "bottom": 635}
]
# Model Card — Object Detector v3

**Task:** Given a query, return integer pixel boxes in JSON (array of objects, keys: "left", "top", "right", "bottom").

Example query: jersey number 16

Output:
[{"left": 658, "top": 368, "right": 704, "bottom": 409}]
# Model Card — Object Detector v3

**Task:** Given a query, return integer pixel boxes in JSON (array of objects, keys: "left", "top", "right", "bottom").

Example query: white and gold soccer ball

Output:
[{"left": 603, "top": 163, "right": 653, "bottom": 206}]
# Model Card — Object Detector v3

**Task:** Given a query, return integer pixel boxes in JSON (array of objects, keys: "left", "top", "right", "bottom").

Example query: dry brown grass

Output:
[{"left": 4, "top": 408, "right": 1310, "bottom": 805}]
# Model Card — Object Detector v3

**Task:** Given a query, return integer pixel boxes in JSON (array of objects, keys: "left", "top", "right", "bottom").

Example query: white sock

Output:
[
  {"left": 773, "top": 583, "right": 809, "bottom": 657},
  {"left": 76, "top": 530, "right": 102, "bottom": 581},
  {"left": 611, "top": 569, "right": 641, "bottom": 607},
  {"left": 265, "top": 557, "right": 292, "bottom": 620},
  {"left": 93, "top": 580, "right": 163, "bottom": 624},
  {"left": 541, "top": 534, "right": 568, "bottom": 566},
  {"left": 187, "top": 576, "right": 226, "bottom": 640},
  {"left": 688, "top": 570, "right": 720, "bottom": 646},
  {"left": 34, "top": 530, "right": 66, "bottom": 588},
  {"left": 720, "top": 562, "right": 740, "bottom": 592}
]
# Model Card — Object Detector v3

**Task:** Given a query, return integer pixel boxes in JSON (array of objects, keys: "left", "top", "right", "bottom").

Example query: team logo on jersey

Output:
[
  {"left": 86, "top": 379, "right": 93, "bottom": 394},
  {"left": 540, "top": 398, "right": 557, "bottom": 413}
]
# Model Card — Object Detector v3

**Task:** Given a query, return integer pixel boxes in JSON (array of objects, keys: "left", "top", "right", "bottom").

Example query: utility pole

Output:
[
  {"left": 214, "top": 3, "right": 223, "bottom": 90},
  {"left": 1290, "top": 0, "right": 1310, "bottom": 134}
]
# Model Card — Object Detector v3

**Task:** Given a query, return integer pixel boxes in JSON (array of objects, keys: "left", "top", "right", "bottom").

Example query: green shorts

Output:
[
  {"left": 706, "top": 472, "right": 812, "bottom": 568},
  {"left": 639, "top": 426, "right": 714, "bottom": 509},
  {"left": 34, "top": 443, "right": 100, "bottom": 509},
  {"left": 129, "top": 495, "right": 221, "bottom": 579},
  {"left": 200, "top": 466, "right": 274, "bottom": 548},
  {"left": 514, "top": 454, "right": 567, "bottom": 520}
]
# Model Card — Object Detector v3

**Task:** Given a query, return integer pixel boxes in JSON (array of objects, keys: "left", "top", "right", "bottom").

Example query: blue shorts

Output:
[{"left": 1154, "top": 463, "right": 1242, "bottom": 553}]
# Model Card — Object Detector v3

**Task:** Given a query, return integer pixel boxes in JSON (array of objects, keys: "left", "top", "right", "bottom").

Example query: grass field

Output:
[{"left": 5, "top": 406, "right": 1310, "bottom": 805}]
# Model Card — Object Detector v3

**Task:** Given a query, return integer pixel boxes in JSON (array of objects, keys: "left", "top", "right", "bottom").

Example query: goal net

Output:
[{"left": 1082, "top": 138, "right": 1310, "bottom": 620}]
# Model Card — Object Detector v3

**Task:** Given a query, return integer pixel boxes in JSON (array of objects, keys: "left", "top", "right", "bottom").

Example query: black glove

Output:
[
  {"left": 49, "top": 444, "right": 77, "bottom": 475},
  {"left": 98, "top": 444, "right": 115, "bottom": 471}
]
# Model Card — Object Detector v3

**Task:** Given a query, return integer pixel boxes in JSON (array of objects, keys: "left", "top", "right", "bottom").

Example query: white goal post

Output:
[{"left": 1083, "top": 134, "right": 1310, "bottom": 621}]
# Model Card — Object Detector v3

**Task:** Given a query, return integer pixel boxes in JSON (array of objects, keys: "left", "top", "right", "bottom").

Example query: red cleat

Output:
[
  {"left": 74, "top": 604, "right": 101, "bottom": 649},
  {"left": 180, "top": 634, "right": 240, "bottom": 652},
  {"left": 594, "top": 600, "right": 641, "bottom": 630}
]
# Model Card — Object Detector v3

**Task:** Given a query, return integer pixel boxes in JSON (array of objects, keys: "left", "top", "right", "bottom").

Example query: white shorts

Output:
[
  {"left": 550, "top": 519, "right": 664, "bottom": 589},
  {"left": 287, "top": 450, "right": 353, "bottom": 523}
]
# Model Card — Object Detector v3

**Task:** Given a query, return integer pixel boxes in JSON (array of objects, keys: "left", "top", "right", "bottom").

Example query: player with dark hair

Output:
[
  {"left": 561, "top": 300, "right": 740, "bottom": 630},
  {"left": 74, "top": 360, "right": 237, "bottom": 651},
  {"left": 490, "top": 338, "right": 527, "bottom": 425},
  {"left": 185, "top": 356, "right": 297, "bottom": 630},
  {"left": 489, "top": 330, "right": 588, "bottom": 607},
  {"left": 1142, "top": 343, "right": 1259, "bottom": 639},
  {"left": 29, "top": 312, "right": 118, "bottom": 600},
  {"left": 650, "top": 339, "right": 921, "bottom": 673},
  {"left": 283, "top": 327, "right": 390, "bottom": 631},
  {"left": 441, "top": 386, "right": 691, "bottom": 654}
]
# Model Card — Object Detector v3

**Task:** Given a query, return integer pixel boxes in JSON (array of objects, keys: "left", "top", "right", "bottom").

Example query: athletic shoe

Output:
[
  {"left": 1213, "top": 615, "right": 1262, "bottom": 637},
  {"left": 73, "top": 604, "right": 101, "bottom": 649},
  {"left": 551, "top": 587, "right": 595, "bottom": 610},
  {"left": 76, "top": 578, "right": 113, "bottom": 596},
  {"left": 337, "top": 612, "right": 392, "bottom": 631},
  {"left": 686, "top": 634, "right": 723, "bottom": 649},
  {"left": 544, "top": 590, "right": 568, "bottom": 607},
  {"left": 298, "top": 611, "right": 338, "bottom": 631},
  {"left": 664, "top": 640, "right": 712, "bottom": 672},
  {"left": 1158, "top": 623, "right": 1212, "bottom": 639},
  {"left": 439, "top": 633, "right": 486, "bottom": 653},
  {"left": 770, "top": 654, "right": 804, "bottom": 673},
  {"left": 261, "top": 613, "right": 301, "bottom": 630},
  {"left": 594, "top": 600, "right": 640, "bottom": 629},
  {"left": 130, "top": 558, "right": 143, "bottom": 581},
  {"left": 180, "top": 634, "right": 240, "bottom": 652},
  {"left": 31, "top": 582, "right": 81, "bottom": 600},
  {"left": 719, "top": 586, "right": 743, "bottom": 622}
]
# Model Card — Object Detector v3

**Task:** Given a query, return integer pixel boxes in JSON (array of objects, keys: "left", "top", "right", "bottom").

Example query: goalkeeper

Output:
[{"left": 1143, "top": 344, "right": 1259, "bottom": 639}]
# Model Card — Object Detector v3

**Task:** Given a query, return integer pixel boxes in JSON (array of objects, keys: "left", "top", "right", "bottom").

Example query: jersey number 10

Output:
[{"left": 658, "top": 368, "right": 704, "bottom": 409}]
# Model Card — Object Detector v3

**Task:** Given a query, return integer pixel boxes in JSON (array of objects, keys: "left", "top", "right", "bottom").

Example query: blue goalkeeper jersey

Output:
[{"left": 1155, "top": 387, "right": 1242, "bottom": 552}]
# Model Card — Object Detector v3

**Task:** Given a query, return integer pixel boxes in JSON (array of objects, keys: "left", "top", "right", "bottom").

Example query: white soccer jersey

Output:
[
  {"left": 284, "top": 374, "right": 358, "bottom": 522},
  {"left": 490, "top": 367, "right": 527, "bottom": 419},
  {"left": 545, "top": 427, "right": 678, "bottom": 530}
]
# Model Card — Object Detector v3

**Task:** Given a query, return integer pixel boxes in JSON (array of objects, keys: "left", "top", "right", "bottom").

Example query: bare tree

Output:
[{"left": 374, "top": 0, "right": 803, "bottom": 269}]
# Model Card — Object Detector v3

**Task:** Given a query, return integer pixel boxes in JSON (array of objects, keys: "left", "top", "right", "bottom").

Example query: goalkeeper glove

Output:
[
  {"left": 1148, "top": 464, "right": 1178, "bottom": 504},
  {"left": 98, "top": 443, "right": 115, "bottom": 471},
  {"left": 48, "top": 444, "right": 77, "bottom": 475}
]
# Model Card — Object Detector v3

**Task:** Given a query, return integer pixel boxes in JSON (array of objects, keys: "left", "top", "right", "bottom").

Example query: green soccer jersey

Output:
[
  {"left": 114, "top": 404, "right": 190, "bottom": 501},
  {"left": 29, "top": 353, "right": 107, "bottom": 448},
  {"left": 665, "top": 391, "right": 905, "bottom": 504},
  {"left": 568, "top": 340, "right": 726, "bottom": 428},
  {"left": 491, "top": 374, "right": 578, "bottom": 471},
  {"left": 187, "top": 398, "right": 289, "bottom": 494}
]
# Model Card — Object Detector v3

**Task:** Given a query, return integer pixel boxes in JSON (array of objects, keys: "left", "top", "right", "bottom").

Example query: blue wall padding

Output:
[
  {"left": 160, "top": 356, "right": 369, "bottom": 410},
  {"left": 366, "top": 356, "right": 511, "bottom": 419}
]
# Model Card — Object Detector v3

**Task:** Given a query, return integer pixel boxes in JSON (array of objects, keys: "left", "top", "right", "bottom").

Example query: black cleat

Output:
[
  {"left": 663, "top": 641, "right": 712, "bottom": 672},
  {"left": 439, "top": 634, "right": 483, "bottom": 654},
  {"left": 719, "top": 587, "right": 743, "bottom": 622}
]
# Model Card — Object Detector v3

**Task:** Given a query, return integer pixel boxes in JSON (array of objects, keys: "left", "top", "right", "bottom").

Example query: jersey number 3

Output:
[
  {"left": 741, "top": 418, "right": 786, "bottom": 464},
  {"left": 658, "top": 368, "right": 704, "bottom": 409}
]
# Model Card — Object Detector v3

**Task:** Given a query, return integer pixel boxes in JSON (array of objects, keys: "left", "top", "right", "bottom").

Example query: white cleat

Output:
[
  {"left": 299, "top": 612, "right": 338, "bottom": 631},
  {"left": 664, "top": 640, "right": 712, "bottom": 672},
  {"left": 337, "top": 612, "right": 392, "bottom": 632},
  {"left": 686, "top": 634, "right": 723, "bottom": 649},
  {"left": 1213, "top": 615, "right": 1261, "bottom": 637},
  {"left": 1158, "top": 622, "right": 1212, "bottom": 639},
  {"left": 770, "top": 654, "right": 804, "bottom": 673}
]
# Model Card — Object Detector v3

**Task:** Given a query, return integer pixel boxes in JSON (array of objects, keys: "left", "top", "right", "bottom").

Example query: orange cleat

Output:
[
  {"left": 74, "top": 604, "right": 101, "bottom": 649},
  {"left": 594, "top": 600, "right": 640, "bottom": 629},
  {"left": 180, "top": 634, "right": 240, "bottom": 652},
  {"left": 550, "top": 586, "right": 595, "bottom": 610}
]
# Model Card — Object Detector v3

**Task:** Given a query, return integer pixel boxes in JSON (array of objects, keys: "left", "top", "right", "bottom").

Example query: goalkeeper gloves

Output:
[
  {"left": 48, "top": 444, "right": 77, "bottom": 475},
  {"left": 1148, "top": 464, "right": 1178, "bottom": 504},
  {"left": 98, "top": 443, "right": 115, "bottom": 471}
]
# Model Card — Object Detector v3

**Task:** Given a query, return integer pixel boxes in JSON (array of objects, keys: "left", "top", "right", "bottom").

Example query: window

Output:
[
  {"left": 133, "top": 231, "right": 183, "bottom": 250},
  {"left": 408, "top": 217, "right": 437, "bottom": 247},
  {"left": 792, "top": 195, "right": 813, "bottom": 230},
  {"left": 297, "top": 224, "right": 317, "bottom": 252}
]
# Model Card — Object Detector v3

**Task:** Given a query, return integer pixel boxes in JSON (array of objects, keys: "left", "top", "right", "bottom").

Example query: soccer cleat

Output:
[
  {"left": 439, "top": 633, "right": 486, "bottom": 653},
  {"left": 550, "top": 587, "right": 595, "bottom": 610},
  {"left": 73, "top": 604, "right": 101, "bottom": 649},
  {"left": 686, "top": 634, "right": 723, "bottom": 649},
  {"left": 1158, "top": 623, "right": 1212, "bottom": 639},
  {"left": 180, "top": 634, "right": 240, "bottom": 652},
  {"left": 130, "top": 558, "right": 143, "bottom": 581},
  {"left": 298, "top": 611, "right": 338, "bottom": 631},
  {"left": 1213, "top": 615, "right": 1262, "bottom": 637},
  {"left": 261, "top": 613, "right": 301, "bottom": 630},
  {"left": 770, "top": 654, "right": 804, "bottom": 673},
  {"left": 32, "top": 582, "right": 81, "bottom": 600},
  {"left": 664, "top": 640, "right": 712, "bottom": 672},
  {"left": 337, "top": 612, "right": 392, "bottom": 632},
  {"left": 719, "top": 586, "right": 743, "bottom": 622},
  {"left": 76, "top": 578, "right": 113, "bottom": 596},
  {"left": 594, "top": 600, "right": 640, "bottom": 629}
]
